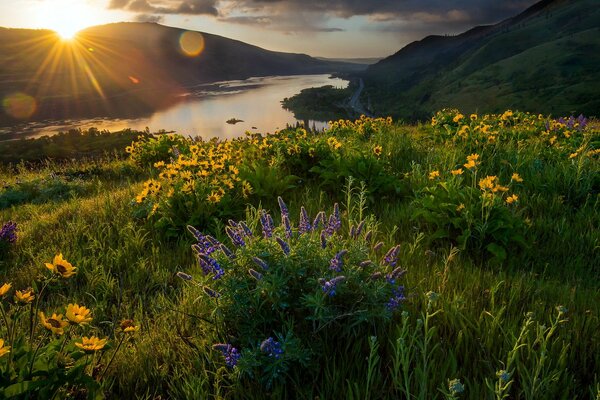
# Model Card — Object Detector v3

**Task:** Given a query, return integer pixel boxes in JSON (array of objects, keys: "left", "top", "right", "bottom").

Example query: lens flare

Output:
[
  {"left": 179, "top": 31, "right": 205, "bottom": 57},
  {"left": 2, "top": 93, "right": 37, "bottom": 119}
]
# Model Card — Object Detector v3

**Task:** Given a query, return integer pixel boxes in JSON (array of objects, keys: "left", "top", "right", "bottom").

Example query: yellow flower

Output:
[
  {"left": 479, "top": 175, "right": 498, "bottom": 191},
  {"left": 0, "top": 283, "right": 11, "bottom": 298},
  {"left": 431, "top": 117, "right": 437, "bottom": 126},
  {"left": 511, "top": 173, "right": 523, "bottom": 183},
  {"left": 506, "top": 194, "right": 519, "bottom": 204},
  {"left": 242, "top": 181, "right": 253, "bottom": 198},
  {"left": 569, "top": 152, "right": 578, "bottom": 159},
  {"left": 153, "top": 161, "right": 165, "bottom": 168},
  {"left": 120, "top": 319, "right": 140, "bottom": 334},
  {"left": 456, "top": 203, "right": 465, "bottom": 212},
  {"left": 501, "top": 110, "right": 514, "bottom": 120},
  {"left": 75, "top": 336, "right": 108, "bottom": 353},
  {"left": 464, "top": 153, "right": 479, "bottom": 169},
  {"left": 451, "top": 168, "right": 463, "bottom": 176},
  {"left": 45, "top": 253, "right": 77, "bottom": 278},
  {"left": 373, "top": 145, "right": 383, "bottom": 157},
  {"left": 0, "top": 339, "right": 10, "bottom": 358},
  {"left": 207, "top": 191, "right": 223, "bottom": 204},
  {"left": 470, "top": 114, "right": 478, "bottom": 121},
  {"left": 228, "top": 165, "right": 239, "bottom": 175},
  {"left": 453, "top": 113, "right": 464, "bottom": 123},
  {"left": 39, "top": 312, "right": 69, "bottom": 335},
  {"left": 14, "top": 289, "right": 35, "bottom": 305},
  {"left": 135, "top": 194, "right": 146, "bottom": 204},
  {"left": 66, "top": 304, "right": 93, "bottom": 325},
  {"left": 428, "top": 170, "right": 440, "bottom": 180}
]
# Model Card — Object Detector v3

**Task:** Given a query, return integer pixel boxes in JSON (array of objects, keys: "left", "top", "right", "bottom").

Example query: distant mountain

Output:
[
  {"left": 0, "top": 23, "right": 362, "bottom": 125},
  {"left": 362, "top": 0, "right": 600, "bottom": 119}
]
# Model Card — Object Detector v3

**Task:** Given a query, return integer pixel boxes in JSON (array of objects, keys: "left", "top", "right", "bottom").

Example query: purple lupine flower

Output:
[
  {"left": 198, "top": 254, "right": 225, "bottom": 279},
  {"left": 320, "top": 230, "right": 327, "bottom": 249},
  {"left": 369, "top": 272, "right": 383, "bottom": 281},
  {"left": 349, "top": 225, "right": 356, "bottom": 239},
  {"left": 239, "top": 221, "right": 253, "bottom": 237},
  {"left": 248, "top": 268, "right": 263, "bottom": 280},
  {"left": 329, "top": 250, "right": 348, "bottom": 272},
  {"left": 226, "top": 227, "right": 245, "bottom": 247},
  {"left": 577, "top": 114, "right": 588, "bottom": 130},
  {"left": 383, "top": 245, "right": 400, "bottom": 268},
  {"left": 213, "top": 344, "right": 241, "bottom": 368},
  {"left": 276, "top": 237, "right": 290, "bottom": 256},
  {"left": 359, "top": 260, "right": 372, "bottom": 268},
  {"left": 386, "top": 286, "right": 406, "bottom": 311},
  {"left": 312, "top": 211, "right": 325, "bottom": 231},
  {"left": 203, "top": 286, "right": 221, "bottom": 298},
  {"left": 277, "top": 196, "right": 289, "bottom": 219},
  {"left": 0, "top": 221, "right": 17, "bottom": 244},
  {"left": 385, "top": 266, "right": 407, "bottom": 285},
  {"left": 260, "top": 337, "right": 283, "bottom": 359},
  {"left": 356, "top": 220, "right": 366, "bottom": 237},
  {"left": 176, "top": 271, "right": 193, "bottom": 281},
  {"left": 373, "top": 242, "right": 384, "bottom": 253},
  {"left": 365, "top": 230, "right": 373, "bottom": 243},
  {"left": 171, "top": 146, "right": 180, "bottom": 158},
  {"left": 220, "top": 244, "right": 235, "bottom": 259},
  {"left": 252, "top": 257, "right": 269, "bottom": 270},
  {"left": 319, "top": 276, "right": 346, "bottom": 296},
  {"left": 260, "top": 211, "right": 275, "bottom": 238},
  {"left": 282, "top": 215, "right": 293, "bottom": 239},
  {"left": 228, "top": 219, "right": 239, "bottom": 228},
  {"left": 299, "top": 207, "right": 311, "bottom": 234},
  {"left": 188, "top": 226, "right": 219, "bottom": 255}
]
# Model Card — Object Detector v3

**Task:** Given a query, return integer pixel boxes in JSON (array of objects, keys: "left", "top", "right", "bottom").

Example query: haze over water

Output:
[{"left": 1, "top": 75, "right": 348, "bottom": 141}]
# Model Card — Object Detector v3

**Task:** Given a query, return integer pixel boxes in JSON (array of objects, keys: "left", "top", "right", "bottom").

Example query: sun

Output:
[{"left": 34, "top": 0, "right": 100, "bottom": 40}]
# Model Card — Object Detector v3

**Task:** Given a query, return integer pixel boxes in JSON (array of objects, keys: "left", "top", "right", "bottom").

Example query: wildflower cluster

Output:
[
  {"left": 178, "top": 199, "right": 407, "bottom": 386},
  {"left": 0, "top": 253, "right": 139, "bottom": 397},
  {"left": 0, "top": 221, "right": 17, "bottom": 257}
]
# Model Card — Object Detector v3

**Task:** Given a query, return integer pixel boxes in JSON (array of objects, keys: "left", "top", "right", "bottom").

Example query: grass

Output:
[{"left": 0, "top": 112, "right": 598, "bottom": 399}]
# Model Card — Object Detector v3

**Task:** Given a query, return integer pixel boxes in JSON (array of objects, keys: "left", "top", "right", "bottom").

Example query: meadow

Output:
[{"left": 0, "top": 110, "right": 598, "bottom": 399}]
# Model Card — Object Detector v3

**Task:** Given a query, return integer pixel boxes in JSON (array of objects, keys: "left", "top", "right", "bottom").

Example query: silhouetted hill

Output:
[
  {"left": 363, "top": 0, "right": 600, "bottom": 119},
  {"left": 0, "top": 23, "right": 362, "bottom": 125}
]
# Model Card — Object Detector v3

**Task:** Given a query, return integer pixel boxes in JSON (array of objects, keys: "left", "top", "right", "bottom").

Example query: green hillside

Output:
[{"left": 363, "top": 0, "right": 600, "bottom": 119}]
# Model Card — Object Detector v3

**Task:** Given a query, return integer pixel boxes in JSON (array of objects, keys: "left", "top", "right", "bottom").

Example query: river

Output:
[{"left": 0, "top": 74, "right": 348, "bottom": 141}]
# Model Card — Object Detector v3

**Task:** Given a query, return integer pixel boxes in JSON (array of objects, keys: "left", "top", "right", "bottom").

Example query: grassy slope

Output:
[{"left": 0, "top": 121, "right": 598, "bottom": 398}]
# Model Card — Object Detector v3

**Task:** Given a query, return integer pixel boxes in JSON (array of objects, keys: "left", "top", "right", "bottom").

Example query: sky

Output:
[{"left": 0, "top": 0, "right": 539, "bottom": 58}]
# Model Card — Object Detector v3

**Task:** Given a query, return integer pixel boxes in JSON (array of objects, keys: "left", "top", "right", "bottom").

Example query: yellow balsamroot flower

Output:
[
  {"left": 429, "top": 170, "right": 440, "bottom": 180},
  {"left": 0, "top": 283, "right": 11, "bottom": 297},
  {"left": 511, "top": 173, "right": 523, "bottom": 183},
  {"left": 45, "top": 253, "right": 77, "bottom": 278},
  {"left": 229, "top": 165, "right": 239, "bottom": 175},
  {"left": 0, "top": 339, "right": 10, "bottom": 358},
  {"left": 135, "top": 193, "right": 146, "bottom": 204},
  {"left": 207, "top": 191, "right": 223, "bottom": 204},
  {"left": 506, "top": 194, "right": 519, "bottom": 204},
  {"left": 14, "top": 289, "right": 35, "bottom": 305},
  {"left": 501, "top": 110, "right": 514, "bottom": 121},
  {"left": 39, "top": 312, "right": 69, "bottom": 335},
  {"left": 75, "top": 336, "right": 108, "bottom": 353},
  {"left": 451, "top": 168, "right": 464, "bottom": 176},
  {"left": 431, "top": 117, "right": 437, "bottom": 126},
  {"left": 453, "top": 113, "right": 464, "bottom": 123},
  {"left": 569, "top": 152, "right": 578, "bottom": 159},
  {"left": 120, "top": 319, "right": 140, "bottom": 334},
  {"left": 470, "top": 114, "right": 478, "bottom": 121},
  {"left": 242, "top": 181, "right": 253, "bottom": 199},
  {"left": 479, "top": 176, "right": 498, "bottom": 191},
  {"left": 464, "top": 153, "right": 480, "bottom": 169},
  {"left": 456, "top": 203, "right": 465, "bottom": 212},
  {"left": 66, "top": 304, "right": 93, "bottom": 325},
  {"left": 153, "top": 161, "right": 165, "bottom": 168},
  {"left": 373, "top": 145, "right": 383, "bottom": 157}
]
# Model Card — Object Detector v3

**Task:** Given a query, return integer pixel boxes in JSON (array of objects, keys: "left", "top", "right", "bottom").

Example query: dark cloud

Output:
[
  {"left": 109, "top": 0, "right": 218, "bottom": 16},
  {"left": 134, "top": 14, "right": 165, "bottom": 23}
]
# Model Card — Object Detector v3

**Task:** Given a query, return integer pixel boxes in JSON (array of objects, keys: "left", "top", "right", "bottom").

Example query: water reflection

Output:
[{"left": 1, "top": 74, "right": 348, "bottom": 141}]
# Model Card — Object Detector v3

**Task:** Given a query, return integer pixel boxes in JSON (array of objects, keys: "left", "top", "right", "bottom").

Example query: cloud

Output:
[
  {"left": 134, "top": 14, "right": 165, "bottom": 23},
  {"left": 108, "top": 0, "right": 218, "bottom": 16}
]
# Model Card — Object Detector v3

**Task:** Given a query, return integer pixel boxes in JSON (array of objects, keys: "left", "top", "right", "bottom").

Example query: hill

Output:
[
  {"left": 362, "top": 0, "right": 600, "bottom": 119},
  {"left": 0, "top": 23, "right": 362, "bottom": 125}
]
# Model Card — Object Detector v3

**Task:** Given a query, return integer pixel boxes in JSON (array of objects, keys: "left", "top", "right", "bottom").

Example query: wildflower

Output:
[
  {"left": 239, "top": 221, "right": 253, "bottom": 237},
  {"left": 470, "top": 114, "right": 478, "bottom": 121},
  {"left": 569, "top": 152, "right": 578, "bottom": 159},
  {"left": 220, "top": 244, "right": 235, "bottom": 259},
  {"left": 282, "top": 215, "right": 293, "bottom": 239},
  {"left": 0, "top": 221, "right": 17, "bottom": 244},
  {"left": 320, "top": 276, "right": 346, "bottom": 296},
  {"left": 373, "top": 242, "right": 384, "bottom": 253},
  {"left": 197, "top": 254, "right": 224, "bottom": 279},
  {"left": 0, "top": 339, "right": 10, "bottom": 358},
  {"left": 14, "top": 289, "right": 35, "bottom": 305},
  {"left": 0, "top": 283, "right": 11, "bottom": 298},
  {"left": 252, "top": 257, "right": 269, "bottom": 271},
  {"left": 226, "top": 227, "right": 245, "bottom": 247},
  {"left": 329, "top": 250, "right": 348, "bottom": 272},
  {"left": 120, "top": 319, "right": 140, "bottom": 333},
  {"left": 496, "top": 370, "right": 511, "bottom": 382},
  {"left": 464, "top": 153, "right": 479, "bottom": 169},
  {"left": 203, "top": 286, "right": 221, "bottom": 298},
  {"left": 373, "top": 145, "right": 383, "bottom": 157},
  {"left": 320, "top": 230, "right": 327, "bottom": 249},
  {"left": 456, "top": 203, "right": 465, "bottom": 212},
  {"left": 75, "top": 336, "right": 107, "bottom": 353},
  {"left": 65, "top": 304, "right": 93, "bottom": 325},
  {"left": 451, "top": 168, "right": 463, "bottom": 176},
  {"left": 241, "top": 181, "right": 253, "bottom": 198},
  {"left": 355, "top": 220, "right": 366, "bottom": 238},
  {"left": 45, "top": 253, "right": 77, "bottom": 278},
  {"left": 276, "top": 237, "right": 290, "bottom": 256},
  {"left": 386, "top": 267, "right": 406, "bottom": 284},
  {"left": 386, "top": 286, "right": 406, "bottom": 311},
  {"left": 312, "top": 211, "right": 325, "bottom": 231},
  {"left": 207, "top": 191, "right": 223, "bottom": 203},
  {"left": 511, "top": 173, "right": 523, "bottom": 183},
  {"left": 453, "top": 113, "right": 464, "bottom": 123},
  {"left": 479, "top": 175, "right": 498, "bottom": 191},
  {"left": 277, "top": 196, "right": 289, "bottom": 219},
  {"left": 325, "top": 204, "right": 341, "bottom": 235},
  {"left": 39, "top": 312, "right": 68, "bottom": 335},
  {"left": 248, "top": 268, "right": 263, "bottom": 280},
  {"left": 505, "top": 194, "right": 518, "bottom": 205},
  {"left": 260, "top": 211, "right": 275, "bottom": 238},
  {"left": 298, "top": 207, "right": 311, "bottom": 234},
  {"left": 383, "top": 245, "right": 400, "bottom": 267},
  {"left": 448, "top": 378, "right": 465, "bottom": 394},
  {"left": 213, "top": 344, "right": 240, "bottom": 368},
  {"left": 428, "top": 170, "right": 440, "bottom": 180},
  {"left": 260, "top": 337, "right": 283, "bottom": 359},
  {"left": 365, "top": 230, "right": 373, "bottom": 242}
]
